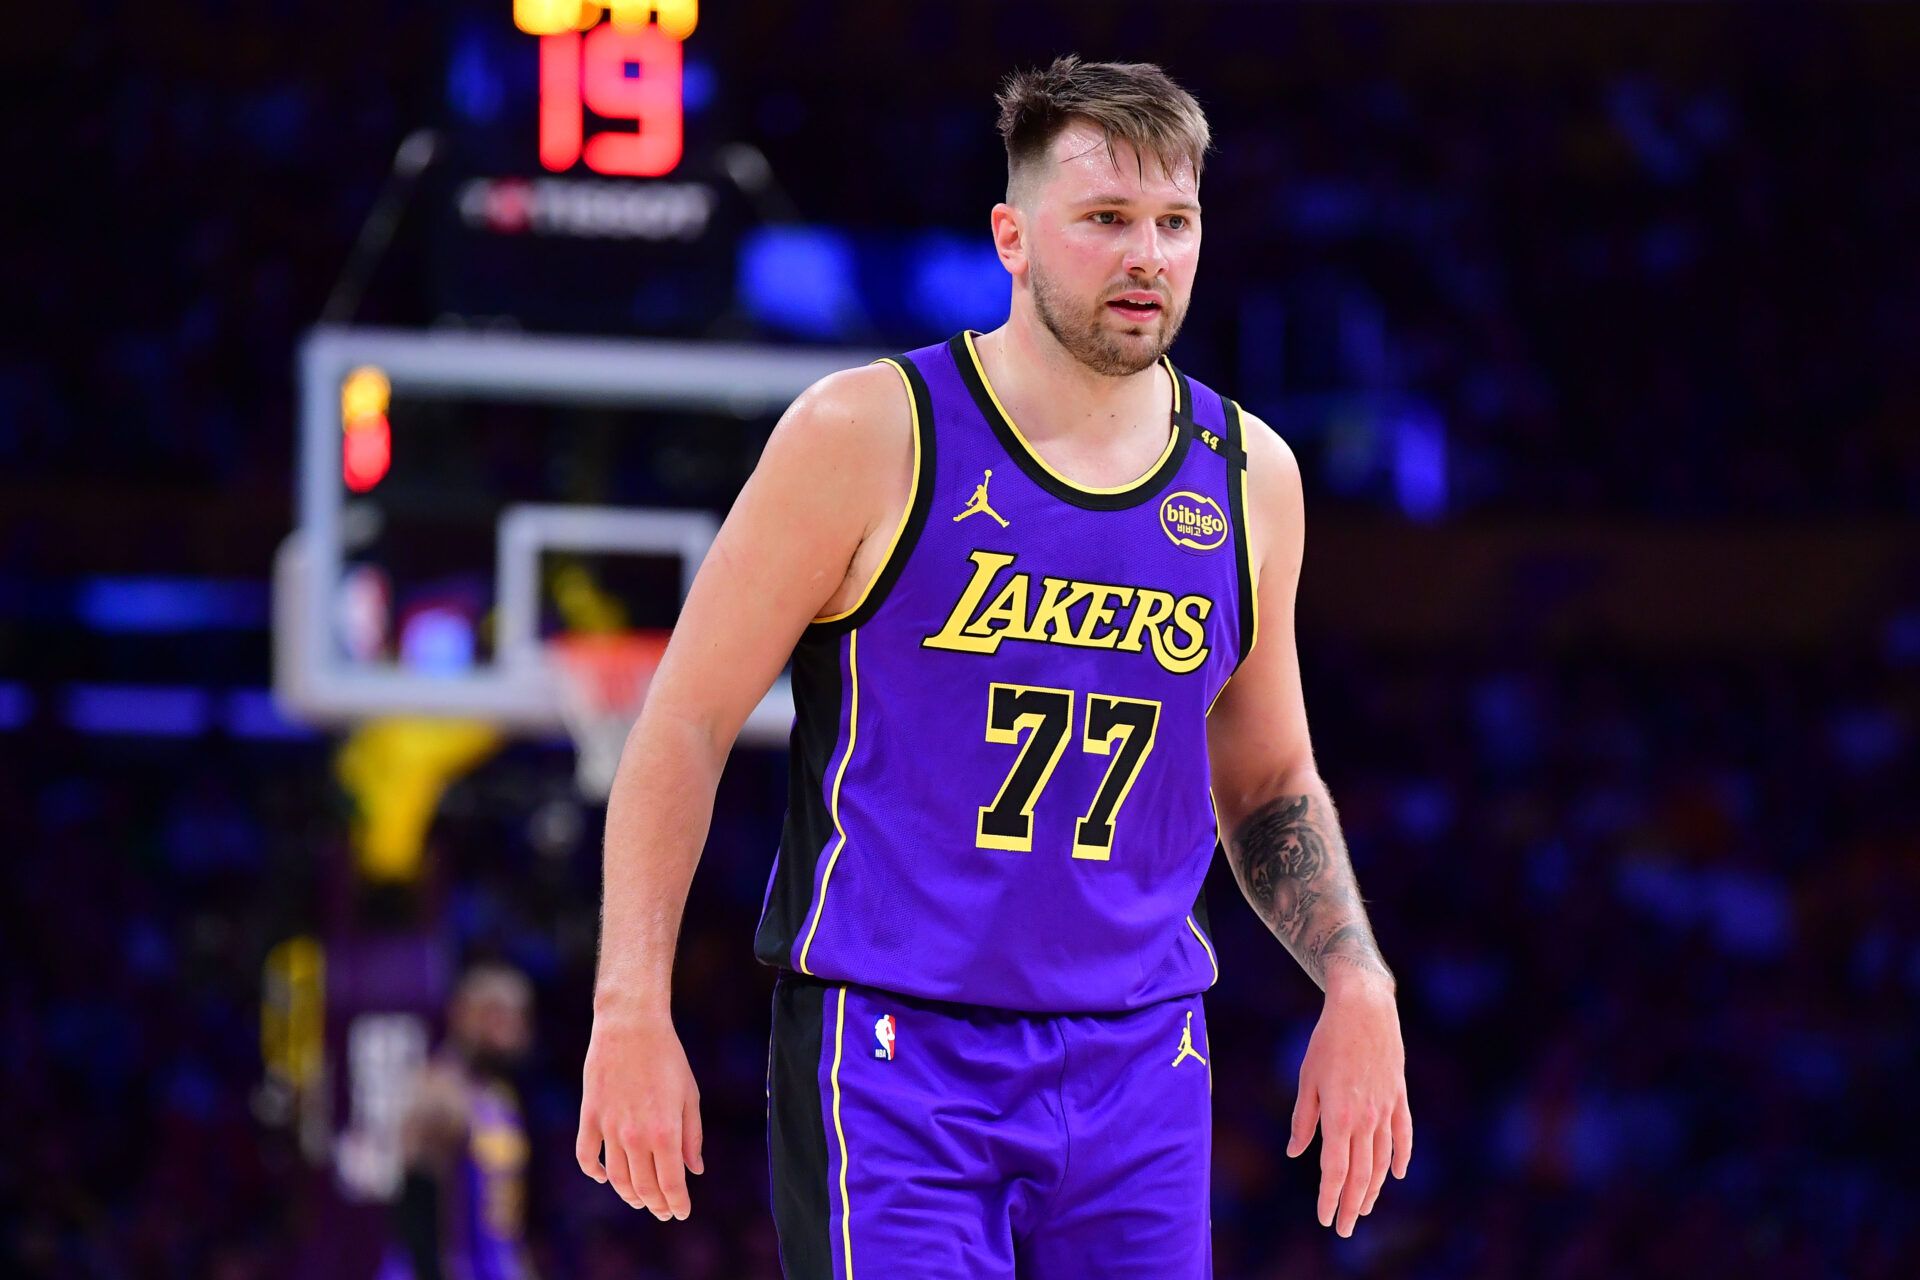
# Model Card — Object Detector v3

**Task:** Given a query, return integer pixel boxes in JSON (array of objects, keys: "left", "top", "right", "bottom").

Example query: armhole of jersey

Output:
[
  {"left": 1222, "top": 397, "right": 1258, "bottom": 665},
  {"left": 806, "top": 355, "right": 937, "bottom": 635}
]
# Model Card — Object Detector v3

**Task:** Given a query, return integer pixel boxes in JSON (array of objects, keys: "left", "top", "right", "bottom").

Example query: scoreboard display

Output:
[
  {"left": 532, "top": 13, "right": 687, "bottom": 176},
  {"left": 431, "top": 1, "right": 744, "bottom": 335}
]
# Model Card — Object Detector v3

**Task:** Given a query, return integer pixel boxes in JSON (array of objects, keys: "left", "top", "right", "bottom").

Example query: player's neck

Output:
[{"left": 974, "top": 317, "right": 1169, "bottom": 444}]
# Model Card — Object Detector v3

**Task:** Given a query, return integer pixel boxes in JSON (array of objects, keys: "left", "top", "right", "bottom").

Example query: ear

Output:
[{"left": 990, "top": 202, "right": 1028, "bottom": 280}]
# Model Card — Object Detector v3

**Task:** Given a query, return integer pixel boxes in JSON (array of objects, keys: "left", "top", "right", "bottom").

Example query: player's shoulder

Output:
[
  {"left": 1227, "top": 404, "right": 1304, "bottom": 574},
  {"left": 1230, "top": 404, "right": 1297, "bottom": 483},
  {"left": 755, "top": 359, "right": 917, "bottom": 538},
  {"left": 761, "top": 361, "right": 914, "bottom": 487},
  {"left": 776, "top": 360, "right": 915, "bottom": 453},
  {"left": 1228, "top": 403, "right": 1301, "bottom": 513}
]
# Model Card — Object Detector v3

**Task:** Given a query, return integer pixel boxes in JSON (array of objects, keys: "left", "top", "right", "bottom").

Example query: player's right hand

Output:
[{"left": 577, "top": 1008, "right": 705, "bottom": 1220}]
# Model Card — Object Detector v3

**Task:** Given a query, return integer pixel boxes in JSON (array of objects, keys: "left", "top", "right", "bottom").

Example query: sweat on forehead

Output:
[
  {"left": 1007, "top": 125, "right": 1200, "bottom": 210},
  {"left": 1047, "top": 124, "right": 1198, "bottom": 193}
]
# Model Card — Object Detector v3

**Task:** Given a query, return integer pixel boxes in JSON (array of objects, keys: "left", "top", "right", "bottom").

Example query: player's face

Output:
[
  {"left": 1024, "top": 124, "right": 1201, "bottom": 376},
  {"left": 464, "top": 991, "right": 533, "bottom": 1069}
]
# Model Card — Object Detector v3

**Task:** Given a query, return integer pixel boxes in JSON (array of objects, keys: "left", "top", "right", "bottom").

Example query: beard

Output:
[
  {"left": 464, "top": 1044, "right": 528, "bottom": 1081},
  {"left": 1029, "top": 257, "right": 1187, "bottom": 377}
]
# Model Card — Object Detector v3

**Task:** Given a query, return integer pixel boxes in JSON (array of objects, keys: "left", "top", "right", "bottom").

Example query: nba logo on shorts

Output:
[{"left": 873, "top": 1014, "right": 896, "bottom": 1060}]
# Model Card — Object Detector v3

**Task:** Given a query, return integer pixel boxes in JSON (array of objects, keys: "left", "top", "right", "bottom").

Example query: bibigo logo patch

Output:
[{"left": 1159, "top": 491, "right": 1229, "bottom": 554}]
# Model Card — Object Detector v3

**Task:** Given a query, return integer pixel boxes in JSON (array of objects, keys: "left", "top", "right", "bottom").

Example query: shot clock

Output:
[
  {"left": 429, "top": 1, "right": 742, "bottom": 335},
  {"left": 517, "top": 2, "right": 698, "bottom": 178},
  {"left": 536, "top": 22, "right": 684, "bottom": 177}
]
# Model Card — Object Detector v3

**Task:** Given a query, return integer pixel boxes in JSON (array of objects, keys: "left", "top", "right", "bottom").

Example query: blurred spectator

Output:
[{"left": 375, "top": 963, "right": 540, "bottom": 1280}]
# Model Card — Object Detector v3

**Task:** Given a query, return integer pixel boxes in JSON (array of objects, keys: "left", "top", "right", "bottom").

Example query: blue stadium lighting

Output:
[
  {"left": 1391, "top": 403, "right": 1449, "bottom": 521},
  {"left": 6, "top": 686, "right": 317, "bottom": 740},
  {"left": 448, "top": 25, "right": 507, "bottom": 125},
  {"left": 739, "top": 226, "right": 860, "bottom": 339},
  {"left": 223, "top": 690, "right": 320, "bottom": 742},
  {"left": 0, "top": 682, "right": 31, "bottom": 731},
  {"left": 75, "top": 577, "right": 269, "bottom": 633},
  {"left": 400, "top": 607, "right": 480, "bottom": 675},
  {"left": 64, "top": 685, "right": 212, "bottom": 738},
  {"left": 1320, "top": 408, "right": 1378, "bottom": 497},
  {"left": 681, "top": 58, "right": 716, "bottom": 114},
  {"left": 910, "top": 233, "right": 1007, "bottom": 336},
  {"left": 1885, "top": 608, "right": 1920, "bottom": 668}
]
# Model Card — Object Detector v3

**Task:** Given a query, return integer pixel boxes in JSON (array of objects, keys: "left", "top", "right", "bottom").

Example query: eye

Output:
[
  {"left": 1164, "top": 214, "right": 1190, "bottom": 230},
  {"left": 1091, "top": 210, "right": 1120, "bottom": 225}
]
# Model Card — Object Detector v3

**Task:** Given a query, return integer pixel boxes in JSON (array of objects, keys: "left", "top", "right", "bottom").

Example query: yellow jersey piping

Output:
[
  {"left": 1241, "top": 461, "right": 1259, "bottom": 657},
  {"left": 830, "top": 986, "right": 854, "bottom": 1278},
  {"left": 798, "top": 628, "right": 859, "bottom": 974},
  {"left": 813, "top": 358, "right": 922, "bottom": 624},
  {"left": 1186, "top": 915, "right": 1220, "bottom": 986},
  {"left": 960, "top": 330, "right": 1181, "bottom": 496}
]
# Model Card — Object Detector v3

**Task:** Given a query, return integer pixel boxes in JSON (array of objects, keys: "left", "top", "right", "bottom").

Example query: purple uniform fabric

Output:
[
  {"left": 375, "top": 1076, "right": 534, "bottom": 1280},
  {"left": 756, "top": 331, "right": 1256, "bottom": 1276},
  {"left": 754, "top": 330, "right": 1256, "bottom": 1014},
  {"left": 769, "top": 974, "right": 1215, "bottom": 1280},
  {"left": 452, "top": 1081, "right": 534, "bottom": 1280}
]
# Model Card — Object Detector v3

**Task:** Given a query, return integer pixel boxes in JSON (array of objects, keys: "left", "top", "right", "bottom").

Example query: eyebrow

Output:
[{"left": 1075, "top": 192, "right": 1202, "bottom": 213}]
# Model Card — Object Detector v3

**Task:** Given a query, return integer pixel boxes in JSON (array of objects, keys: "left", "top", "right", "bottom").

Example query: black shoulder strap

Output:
[
  {"left": 1221, "top": 396, "right": 1257, "bottom": 664},
  {"left": 1217, "top": 396, "right": 1250, "bottom": 471},
  {"left": 1182, "top": 379, "right": 1249, "bottom": 472}
]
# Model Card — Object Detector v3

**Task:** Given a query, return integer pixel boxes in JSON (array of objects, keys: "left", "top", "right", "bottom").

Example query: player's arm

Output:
[
  {"left": 578, "top": 360, "right": 911, "bottom": 1221},
  {"left": 594, "top": 357, "right": 907, "bottom": 1015},
  {"left": 1205, "top": 414, "right": 1393, "bottom": 996},
  {"left": 1206, "top": 412, "right": 1411, "bottom": 1239},
  {"left": 393, "top": 1066, "right": 467, "bottom": 1280}
]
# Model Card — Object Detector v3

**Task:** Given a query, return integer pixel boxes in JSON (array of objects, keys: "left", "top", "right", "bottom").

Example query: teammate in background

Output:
[
  {"left": 577, "top": 56, "right": 1411, "bottom": 1275},
  {"left": 381, "top": 964, "right": 540, "bottom": 1280}
]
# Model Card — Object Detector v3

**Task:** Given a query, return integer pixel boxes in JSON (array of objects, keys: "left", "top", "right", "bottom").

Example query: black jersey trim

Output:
[
  {"left": 950, "top": 331, "right": 1194, "bottom": 512},
  {"left": 767, "top": 975, "right": 833, "bottom": 1278},
  {"left": 1222, "top": 397, "right": 1258, "bottom": 665},
  {"left": 1184, "top": 412, "right": 1248, "bottom": 469},
  {"left": 754, "top": 632, "right": 845, "bottom": 969},
  {"left": 1189, "top": 876, "right": 1220, "bottom": 989},
  {"left": 1192, "top": 876, "right": 1215, "bottom": 940},
  {"left": 806, "top": 355, "right": 937, "bottom": 637}
]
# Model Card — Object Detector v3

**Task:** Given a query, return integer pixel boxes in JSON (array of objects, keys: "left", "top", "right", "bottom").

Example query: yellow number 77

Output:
[{"left": 975, "top": 682, "right": 1162, "bottom": 861}]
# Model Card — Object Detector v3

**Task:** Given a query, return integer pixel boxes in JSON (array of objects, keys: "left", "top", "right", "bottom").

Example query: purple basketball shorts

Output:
[{"left": 766, "top": 972, "right": 1214, "bottom": 1279}]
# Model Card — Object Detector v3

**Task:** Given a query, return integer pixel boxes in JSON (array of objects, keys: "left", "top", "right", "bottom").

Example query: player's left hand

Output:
[{"left": 1285, "top": 969, "right": 1410, "bottom": 1238}]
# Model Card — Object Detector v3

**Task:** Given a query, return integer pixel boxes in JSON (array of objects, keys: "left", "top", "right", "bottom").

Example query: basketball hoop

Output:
[{"left": 544, "top": 629, "right": 671, "bottom": 800}]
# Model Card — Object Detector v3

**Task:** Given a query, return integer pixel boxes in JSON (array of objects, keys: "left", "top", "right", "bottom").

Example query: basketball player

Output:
[
  {"left": 381, "top": 964, "right": 540, "bottom": 1280},
  {"left": 577, "top": 57, "right": 1411, "bottom": 1276}
]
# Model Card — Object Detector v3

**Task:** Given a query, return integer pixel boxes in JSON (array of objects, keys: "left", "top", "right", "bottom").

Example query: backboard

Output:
[{"left": 275, "top": 325, "right": 883, "bottom": 746}]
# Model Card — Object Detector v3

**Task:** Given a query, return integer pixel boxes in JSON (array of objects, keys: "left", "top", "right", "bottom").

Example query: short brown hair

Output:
[{"left": 995, "top": 55, "right": 1211, "bottom": 201}]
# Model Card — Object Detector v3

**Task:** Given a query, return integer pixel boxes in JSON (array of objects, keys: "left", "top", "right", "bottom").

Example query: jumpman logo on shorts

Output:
[
  {"left": 953, "top": 469, "right": 1009, "bottom": 527},
  {"left": 1170, "top": 1010, "right": 1207, "bottom": 1068}
]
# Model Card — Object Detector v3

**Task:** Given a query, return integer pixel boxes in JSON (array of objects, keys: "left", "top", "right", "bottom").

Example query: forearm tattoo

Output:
[{"left": 1229, "top": 791, "right": 1393, "bottom": 991}]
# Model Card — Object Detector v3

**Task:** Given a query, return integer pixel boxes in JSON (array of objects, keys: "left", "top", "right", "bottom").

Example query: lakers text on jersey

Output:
[{"left": 753, "top": 330, "right": 1257, "bottom": 1012}]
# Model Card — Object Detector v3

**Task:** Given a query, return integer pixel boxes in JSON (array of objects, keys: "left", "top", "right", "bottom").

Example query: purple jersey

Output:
[
  {"left": 754, "top": 330, "right": 1255, "bottom": 1012},
  {"left": 375, "top": 1075, "right": 533, "bottom": 1280},
  {"left": 451, "top": 1080, "right": 532, "bottom": 1280}
]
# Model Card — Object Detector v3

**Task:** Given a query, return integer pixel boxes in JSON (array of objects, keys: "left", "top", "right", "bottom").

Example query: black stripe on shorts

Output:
[{"left": 768, "top": 973, "right": 832, "bottom": 1278}]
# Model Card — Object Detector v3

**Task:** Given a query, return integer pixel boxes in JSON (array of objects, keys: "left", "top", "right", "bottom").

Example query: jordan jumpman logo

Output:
[
  {"left": 1170, "top": 1010, "right": 1208, "bottom": 1068},
  {"left": 953, "top": 468, "right": 1009, "bottom": 527}
]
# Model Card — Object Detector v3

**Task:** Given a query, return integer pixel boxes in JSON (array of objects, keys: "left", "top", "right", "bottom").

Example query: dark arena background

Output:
[{"left": 6, "top": 2, "right": 1918, "bottom": 1277}]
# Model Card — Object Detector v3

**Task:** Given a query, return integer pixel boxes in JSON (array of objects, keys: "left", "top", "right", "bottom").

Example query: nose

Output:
[{"left": 1122, "top": 219, "right": 1169, "bottom": 278}]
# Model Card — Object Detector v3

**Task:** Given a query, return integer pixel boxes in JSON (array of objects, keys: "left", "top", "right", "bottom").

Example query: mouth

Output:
[{"left": 1106, "top": 298, "right": 1164, "bottom": 320}]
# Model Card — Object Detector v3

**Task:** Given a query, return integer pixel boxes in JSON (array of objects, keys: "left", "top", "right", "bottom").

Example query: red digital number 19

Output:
[{"left": 539, "top": 25, "right": 684, "bottom": 177}]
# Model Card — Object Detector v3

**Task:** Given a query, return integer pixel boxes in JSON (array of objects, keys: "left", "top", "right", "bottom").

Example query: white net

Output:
[{"left": 545, "top": 631, "right": 669, "bottom": 800}]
